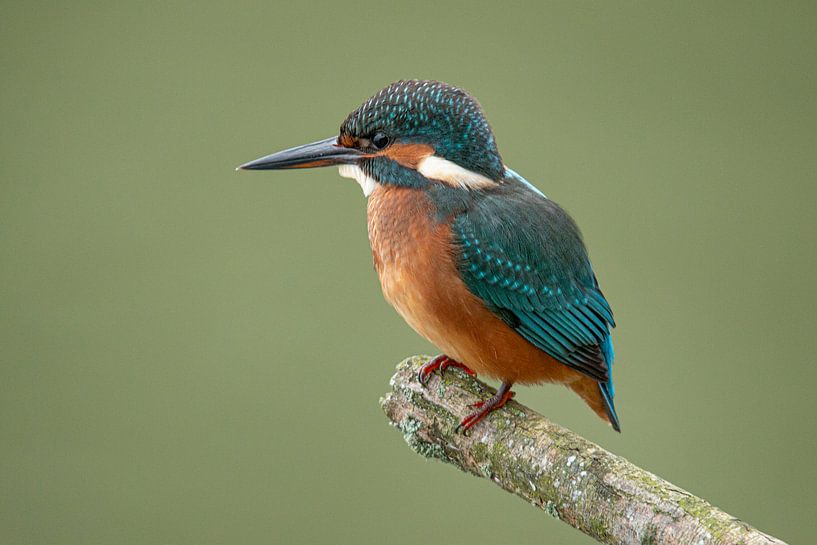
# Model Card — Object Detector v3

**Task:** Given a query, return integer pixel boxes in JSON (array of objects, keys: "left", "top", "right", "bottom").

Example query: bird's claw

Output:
[
  {"left": 455, "top": 388, "right": 515, "bottom": 435},
  {"left": 417, "top": 355, "right": 475, "bottom": 388}
]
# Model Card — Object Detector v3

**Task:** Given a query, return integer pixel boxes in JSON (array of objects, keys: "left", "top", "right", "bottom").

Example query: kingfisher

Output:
[{"left": 238, "top": 80, "right": 620, "bottom": 433}]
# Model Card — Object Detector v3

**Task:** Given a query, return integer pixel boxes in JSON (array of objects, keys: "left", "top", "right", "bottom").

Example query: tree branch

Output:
[{"left": 380, "top": 356, "right": 787, "bottom": 545}]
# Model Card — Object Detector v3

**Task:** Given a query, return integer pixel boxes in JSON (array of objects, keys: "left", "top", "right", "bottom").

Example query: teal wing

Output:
[{"left": 451, "top": 177, "right": 616, "bottom": 389}]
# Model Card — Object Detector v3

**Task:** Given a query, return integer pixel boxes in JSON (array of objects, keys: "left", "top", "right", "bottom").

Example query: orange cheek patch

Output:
[
  {"left": 338, "top": 134, "right": 356, "bottom": 148},
  {"left": 381, "top": 143, "right": 435, "bottom": 169}
]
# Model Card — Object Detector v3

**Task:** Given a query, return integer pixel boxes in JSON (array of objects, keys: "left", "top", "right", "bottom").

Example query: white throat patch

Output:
[
  {"left": 416, "top": 155, "right": 496, "bottom": 190},
  {"left": 338, "top": 164, "right": 378, "bottom": 197}
]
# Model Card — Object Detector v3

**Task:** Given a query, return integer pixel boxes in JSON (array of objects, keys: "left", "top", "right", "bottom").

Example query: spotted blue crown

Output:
[{"left": 340, "top": 80, "right": 504, "bottom": 180}]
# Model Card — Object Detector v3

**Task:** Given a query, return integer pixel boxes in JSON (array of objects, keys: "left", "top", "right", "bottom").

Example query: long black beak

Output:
[{"left": 236, "top": 136, "right": 364, "bottom": 171}]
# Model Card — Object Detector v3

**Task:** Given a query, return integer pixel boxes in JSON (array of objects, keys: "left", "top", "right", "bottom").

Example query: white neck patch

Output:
[
  {"left": 504, "top": 166, "right": 547, "bottom": 199},
  {"left": 416, "top": 155, "right": 496, "bottom": 190},
  {"left": 338, "top": 164, "right": 378, "bottom": 197}
]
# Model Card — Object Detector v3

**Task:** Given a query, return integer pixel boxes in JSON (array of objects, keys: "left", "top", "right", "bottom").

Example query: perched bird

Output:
[{"left": 238, "top": 80, "right": 620, "bottom": 432}]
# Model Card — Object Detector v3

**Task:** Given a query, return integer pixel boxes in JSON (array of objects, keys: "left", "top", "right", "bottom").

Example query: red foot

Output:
[
  {"left": 456, "top": 384, "right": 515, "bottom": 434},
  {"left": 417, "top": 355, "right": 476, "bottom": 387}
]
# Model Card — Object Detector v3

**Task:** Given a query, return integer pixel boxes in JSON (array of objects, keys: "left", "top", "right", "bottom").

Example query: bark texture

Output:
[{"left": 380, "top": 356, "right": 787, "bottom": 545}]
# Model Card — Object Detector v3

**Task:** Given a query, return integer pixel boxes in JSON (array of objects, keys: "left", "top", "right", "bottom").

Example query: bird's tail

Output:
[
  {"left": 598, "top": 380, "right": 621, "bottom": 432},
  {"left": 568, "top": 375, "right": 621, "bottom": 432},
  {"left": 599, "top": 335, "right": 620, "bottom": 432},
  {"left": 567, "top": 336, "right": 621, "bottom": 431}
]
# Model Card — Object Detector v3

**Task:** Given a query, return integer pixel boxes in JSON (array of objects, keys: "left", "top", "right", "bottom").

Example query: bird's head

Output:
[{"left": 238, "top": 80, "right": 504, "bottom": 195}]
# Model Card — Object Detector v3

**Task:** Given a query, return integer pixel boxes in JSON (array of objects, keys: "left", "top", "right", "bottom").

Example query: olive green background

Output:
[{"left": 2, "top": 2, "right": 815, "bottom": 544}]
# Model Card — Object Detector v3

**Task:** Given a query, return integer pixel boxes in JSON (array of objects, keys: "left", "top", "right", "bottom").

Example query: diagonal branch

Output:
[{"left": 380, "top": 356, "right": 787, "bottom": 545}]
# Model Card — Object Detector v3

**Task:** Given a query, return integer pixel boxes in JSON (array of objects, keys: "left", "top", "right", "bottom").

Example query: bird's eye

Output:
[{"left": 371, "top": 132, "right": 390, "bottom": 150}]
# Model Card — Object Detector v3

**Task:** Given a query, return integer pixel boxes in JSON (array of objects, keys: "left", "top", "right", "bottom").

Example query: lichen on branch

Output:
[{"left": 380, "top": 356, "right": 786, "bottom": 545}]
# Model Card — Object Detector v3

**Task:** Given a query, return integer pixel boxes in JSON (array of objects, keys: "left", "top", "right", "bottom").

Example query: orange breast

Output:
[{"left": 366, "top": 185, "right": 584, "bottom": 387}]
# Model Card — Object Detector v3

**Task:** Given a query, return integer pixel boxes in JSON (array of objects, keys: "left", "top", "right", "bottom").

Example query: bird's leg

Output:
[
  {"left": 456, "top": 382, "right": 515, "bottom": 434},
  {"left": 417, "top": 354, "right": 476, "bottom": 387}
]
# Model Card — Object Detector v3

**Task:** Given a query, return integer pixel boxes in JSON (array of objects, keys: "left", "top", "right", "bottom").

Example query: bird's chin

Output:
[{"left": 338, "top": 164, "right": 379, "bottom": 197}]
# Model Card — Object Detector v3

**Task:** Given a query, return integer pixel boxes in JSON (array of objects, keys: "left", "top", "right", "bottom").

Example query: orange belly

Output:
[{"left": 367, "top": 185, "right": 584, "bottom": 387}]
